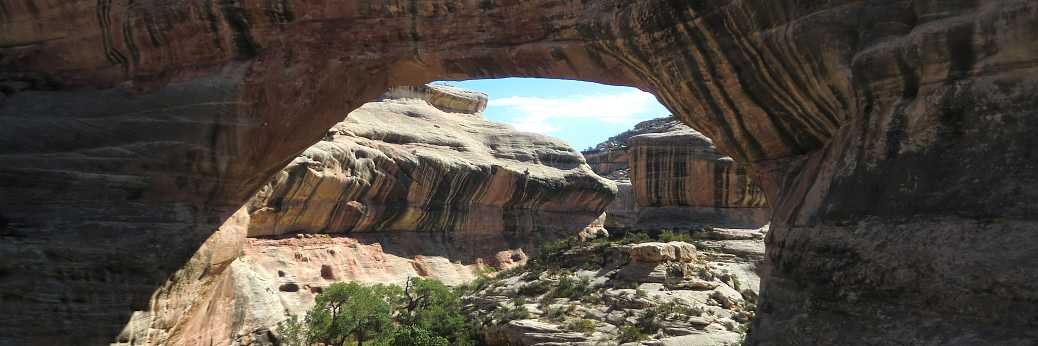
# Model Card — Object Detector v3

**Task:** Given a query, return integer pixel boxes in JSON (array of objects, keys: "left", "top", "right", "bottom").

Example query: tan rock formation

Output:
[
  {"left": 582, "top": 150, "right": 630, "bottom": 180},
  {"left": 3, "top": 1, "right": 1038, "bottom": 344},
  {"left": 591, "top": 117, "right": 770, "bottom": 229},
  {"left": 628, "top": 126, "right": 770, "bottom": 228},
  {"left": 622, "top": 242, "right": 699, "bottom": 263},
  {"left": 246, "top": 84, "right": 615, "bottom": 261}
]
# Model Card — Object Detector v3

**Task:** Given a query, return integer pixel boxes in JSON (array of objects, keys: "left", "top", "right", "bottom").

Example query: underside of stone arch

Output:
[{"left": 1, "top": 0, "right": 1037, "bottom": 344}]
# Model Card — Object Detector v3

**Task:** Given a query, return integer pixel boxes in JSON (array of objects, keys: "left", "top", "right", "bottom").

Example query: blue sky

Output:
[{"left": 442, "top": 78, "right": 670, "bottom": 151}]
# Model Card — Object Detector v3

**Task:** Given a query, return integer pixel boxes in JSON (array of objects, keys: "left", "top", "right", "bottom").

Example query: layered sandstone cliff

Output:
[
  {"left": 3, "top": 1, "right": 1038, "bottom": 344},
  {"left": 246, "top": 84, "right": 615, "bottom": 256},
  {"left": 590, "top": 117, "right": 769, "bottom": 230},
  {"left": 628, "top": 127, "right": 769, "bottom": 229}
]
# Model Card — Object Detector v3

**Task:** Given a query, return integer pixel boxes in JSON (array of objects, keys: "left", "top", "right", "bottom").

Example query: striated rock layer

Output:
[
  {"left": 591, "top": 117, "right": 770, "bottom": 230},
  {"left": 628, "top": 126, "right": 770, "bottom": 229},
  {"left": 246, "top": 84, "right": 615, "bottom": 258},
  {"left": 3, "top": 1, "right": 1038, "bottom": 344}
]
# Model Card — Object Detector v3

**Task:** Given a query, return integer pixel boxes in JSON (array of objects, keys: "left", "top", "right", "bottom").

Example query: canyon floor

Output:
[{"left": 461, "top": 226, "right": 767, "bottom": 346}]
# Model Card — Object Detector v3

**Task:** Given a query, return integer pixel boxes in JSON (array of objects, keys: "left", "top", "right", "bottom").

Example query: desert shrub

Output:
[
  {"left": 542, "top": 305, "right": 565, "bottom": 321},
  {"left": 492, "top": 304, "right": 530, "bottom": 324},
  {"left": 636, "top": 308, "right": 662, "bottom": 334},
  {"left": 657, "top": 229, "right": 692, "bottom": 242},
  {"left": 619, "top": 325, "right": 649, "bottom": 343},
  {"left": 518, "top": 279, "right": 553, "bottom": 297},
  {"left": 654, "top": 299, "right": 703, "bottom": 319},
  {"left": 566, "top": 319, "right": 597, "bottom": 335},
  {"left": 530, "top": 238, "right": 576, "bottom": 267},
  {"left": 462, "top": 275, "right": 490, "bottom": 294},
  {"left": 552, "top": 275, "right": 591, "bottom": 299},
  {"left": 581, "top": 291, "right": 603, "bottom": 304}
]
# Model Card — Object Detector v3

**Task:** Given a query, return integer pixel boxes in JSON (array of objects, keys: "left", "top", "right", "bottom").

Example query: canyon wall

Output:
[
  {"left": 2, "top": 1, "right": 1037, "bottom": 344},
  {"left": 246, "top": 83, "right": 615, "bottom": 260},
  {"left": 589, "top": 117, "right": 769, "bottom": 230},
  {"left": 628, "top": 127, "right": 770, "bottom": 229}
]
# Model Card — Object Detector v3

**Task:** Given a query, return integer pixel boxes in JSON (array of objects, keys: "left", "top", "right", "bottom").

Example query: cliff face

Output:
[
  {"left": 3, "top": 1, "right": 1038, "bottom": 344},
  {"left": 628, "top": 127, "right": 770, "bottom": 229},
  {"left": 590, "top": 118, "right": 770, "bottom": 229},
  {"left": 582, "top": 117, "right": 686, "bottom": 180},
  {"left": 247, "top": 84, "right": 615, "bottom": 251}
]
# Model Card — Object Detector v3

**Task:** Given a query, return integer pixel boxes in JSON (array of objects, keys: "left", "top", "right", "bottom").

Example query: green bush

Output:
[
  {"left": 392, "top": 326, "right": 449, "bottom": 346},
  {"left": 276, "top": 278, "right": 475, "bottom": 346},
  {"left": 565, "top": 319, "right": 597, "bottom": 335},
  {"left": 657, "top": 229, "right": 692, "bottom": 242},
  {"left": 654, "top": 299, "right": 703, "bottom": 319},
  {"left": 491, "top": 304, "right": 530, "bottom": 324},
  {"left": 619, "top": 325, "right": 648, "bottom": 343},
  {"left": 552, "top": 275, "right": 591, "bottom": 299},
  {"left": 636, "top": 308, "right": 662, "bottom": 334},
  {"left": 530, "top": 238, "right": 576, "bottom": 266}
]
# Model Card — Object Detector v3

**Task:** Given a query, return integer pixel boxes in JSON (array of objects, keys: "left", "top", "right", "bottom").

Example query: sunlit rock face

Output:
[
  {"left": 589, "top": 117, "right": 769, "bottom": 230},
  {"left": 246, "top": 84, "right": 616, "bottom": 250},
  {"left": 628, "top": 126, "right": 770, "bottom": 229},
  {"left": 3, "top": 1, "right": 1038, "bottom": 344}
]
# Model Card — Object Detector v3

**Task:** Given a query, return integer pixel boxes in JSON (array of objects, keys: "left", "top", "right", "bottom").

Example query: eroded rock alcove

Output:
[{"left": 2, "top": 1, "right": 1037, "bottom": 345}]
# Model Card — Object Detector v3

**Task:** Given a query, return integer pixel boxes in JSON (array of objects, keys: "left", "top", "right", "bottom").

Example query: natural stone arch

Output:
[{"left": 2, "top": 1, "right": 1037, "bottom": 344}]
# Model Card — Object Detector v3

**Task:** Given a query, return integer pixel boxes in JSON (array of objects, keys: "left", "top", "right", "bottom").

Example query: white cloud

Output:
[{"left": 490, "top": 91, "right": 659, "bottom": 133}]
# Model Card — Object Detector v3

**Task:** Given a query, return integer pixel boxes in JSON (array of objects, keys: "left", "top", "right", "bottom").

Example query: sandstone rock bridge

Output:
[{"left": 1, "top": 1, "right": 1036, "bottom": 345}]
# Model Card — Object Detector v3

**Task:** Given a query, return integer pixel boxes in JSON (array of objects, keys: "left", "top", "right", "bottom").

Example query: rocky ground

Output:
[{"left": 461, "top": 226, "right": 767, "bottom": 346}]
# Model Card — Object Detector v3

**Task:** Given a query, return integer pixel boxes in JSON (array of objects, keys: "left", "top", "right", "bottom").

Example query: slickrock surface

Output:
[
  {"left": 464, "top": 230, "right": 766, "bottom": 346},
  {"left": 589, "top": 117, "right": 770, "bottom": 230},
  {"left": 3, "top": 1, "right": 1038, "bottom": 344}
]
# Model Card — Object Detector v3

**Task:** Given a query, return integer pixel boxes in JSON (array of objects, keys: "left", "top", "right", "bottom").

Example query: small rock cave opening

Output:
[{"left": 228, "top": 78, "right": 772, "bottom": 345}]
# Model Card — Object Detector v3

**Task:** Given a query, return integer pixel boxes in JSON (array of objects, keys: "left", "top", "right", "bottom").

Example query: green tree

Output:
[
  {"left": 391, "top": 325, "right": 449, "bottom": 346},
  {"left": 397, "top": 277, "right": 472, "bottom": 345},
  {"left": 306, "top": 282, "right": 401, "bottom": 346}
]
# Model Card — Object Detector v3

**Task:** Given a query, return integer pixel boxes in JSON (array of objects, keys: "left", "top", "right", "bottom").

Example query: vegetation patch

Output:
[{"left": 277, "top": 278, "right": 476, "bottom": 346}]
